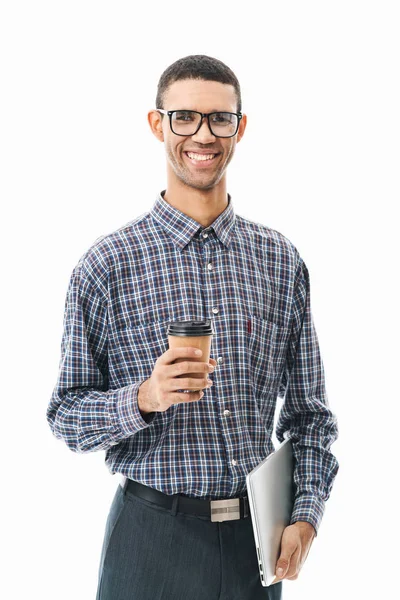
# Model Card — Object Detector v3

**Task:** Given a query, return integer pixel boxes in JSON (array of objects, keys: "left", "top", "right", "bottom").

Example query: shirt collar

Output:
[{"left": 150, "top": 190, "right": 236, "bottom": 251}]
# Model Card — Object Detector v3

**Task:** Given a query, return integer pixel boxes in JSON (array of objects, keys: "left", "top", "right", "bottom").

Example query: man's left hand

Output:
[{"left": 272, "top": 521, "right": 316, "bottom": 584}]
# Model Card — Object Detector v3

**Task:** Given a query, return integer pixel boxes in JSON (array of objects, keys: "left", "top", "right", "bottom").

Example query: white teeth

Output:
[{"left": 186, "top": 152, "right": 216, "bottom": 161}]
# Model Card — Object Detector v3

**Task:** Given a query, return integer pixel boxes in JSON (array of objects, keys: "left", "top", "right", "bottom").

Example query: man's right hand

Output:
[{"left": 138, "top": 347, "right": 217, "bottom": 415}]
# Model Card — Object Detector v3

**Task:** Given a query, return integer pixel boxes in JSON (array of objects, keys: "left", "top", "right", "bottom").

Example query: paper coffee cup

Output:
[{"left": 167, "top": 319, "right": 214, "bottom": 391}]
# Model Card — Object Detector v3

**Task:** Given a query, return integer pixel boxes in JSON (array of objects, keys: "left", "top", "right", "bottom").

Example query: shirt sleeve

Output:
[
  {"left": 275, "top": 254, "right": 339, "bottom": 536},
  {"left": 46, "top": 262, "right": 157, "bottom": 453}
]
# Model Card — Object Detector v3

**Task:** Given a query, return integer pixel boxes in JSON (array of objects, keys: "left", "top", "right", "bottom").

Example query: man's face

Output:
[{"left": 154, "top": 79, "right": 245, "bottom": 191}]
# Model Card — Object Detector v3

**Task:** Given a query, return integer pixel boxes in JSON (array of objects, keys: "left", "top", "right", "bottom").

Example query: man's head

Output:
[{"left": 148, "top": 55, "right": 247, "bottom": 192}]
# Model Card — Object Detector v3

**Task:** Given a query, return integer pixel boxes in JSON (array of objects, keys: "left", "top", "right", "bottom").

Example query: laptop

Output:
[{"left": 245, "top": 436, "right": 294, "bottom": 587}]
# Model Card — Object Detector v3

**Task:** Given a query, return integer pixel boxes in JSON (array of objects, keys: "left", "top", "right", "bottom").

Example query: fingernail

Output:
[
  {"left": 195, "top": 349, "right": 202, "bottom": 356},
  {"left": 277, "top": 568, "right": 284, "bottom": 577}
]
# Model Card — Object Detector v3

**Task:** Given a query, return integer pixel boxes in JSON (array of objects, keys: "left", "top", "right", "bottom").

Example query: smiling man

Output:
[{"left": 47, "top": 55, "right": 339, "bottom": 600}]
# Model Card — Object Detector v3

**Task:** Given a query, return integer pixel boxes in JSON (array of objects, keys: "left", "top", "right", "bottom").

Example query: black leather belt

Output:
[{"left": 122, "top": 477, "right": 250, "bottom": 522}]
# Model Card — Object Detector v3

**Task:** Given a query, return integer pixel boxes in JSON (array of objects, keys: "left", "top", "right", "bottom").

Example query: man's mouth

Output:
[{"left": 184, "top": 151, "right": 220, "bottom": 167}]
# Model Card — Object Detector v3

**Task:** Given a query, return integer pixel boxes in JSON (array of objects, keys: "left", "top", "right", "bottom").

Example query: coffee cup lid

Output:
[{"left": 167, "top": 319, "right": 214, "bottom": 337}]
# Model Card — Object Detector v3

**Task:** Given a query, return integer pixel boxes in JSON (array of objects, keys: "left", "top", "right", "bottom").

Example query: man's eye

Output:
[
  {"left": 175, "top": 112, "right": 195, "bottom": 122},
  {"left": 211, "top": 113, "right": 231, "bottom": 124}
]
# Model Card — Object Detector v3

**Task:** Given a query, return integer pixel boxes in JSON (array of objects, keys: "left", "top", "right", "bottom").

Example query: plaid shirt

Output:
[{"left": 47, "top": 190, "right": 339, "bottom": 535}]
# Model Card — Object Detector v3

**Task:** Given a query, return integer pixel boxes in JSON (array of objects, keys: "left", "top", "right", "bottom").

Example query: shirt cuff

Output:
[
  {"left": 289, "top": 493, "right": 325, "bottom": 537},
  {"left": 116, "top": 380, "right": 157, "bottom": 435}
]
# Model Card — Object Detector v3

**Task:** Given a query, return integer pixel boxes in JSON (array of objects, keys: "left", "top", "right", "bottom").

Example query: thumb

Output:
[
  {"left": 275, "top": 525, "right": 298, "bottom": 579},
  {"left": 275, "top": 555, "right": 290, "bottom": 578}
]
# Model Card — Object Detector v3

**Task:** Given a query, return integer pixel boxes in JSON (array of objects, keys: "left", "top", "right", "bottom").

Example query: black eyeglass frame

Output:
[{"left": 156, "top": 108, "right": 243, "bottom": 138}]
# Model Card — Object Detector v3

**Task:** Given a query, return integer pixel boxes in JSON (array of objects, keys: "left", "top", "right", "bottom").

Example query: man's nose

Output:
[{"left": 191, "top": 116, "right": 216, "bottom": 143}]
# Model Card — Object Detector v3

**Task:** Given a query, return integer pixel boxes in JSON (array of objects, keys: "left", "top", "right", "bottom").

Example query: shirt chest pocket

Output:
[
  {"left": 247, "top": 315, "right": 289, "bottom": 398},
  {"left": 109, "top": 320, "right": 170, "bottom": 386}
]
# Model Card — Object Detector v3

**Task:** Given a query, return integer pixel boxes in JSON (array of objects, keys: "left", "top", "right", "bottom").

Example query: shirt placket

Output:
[{"left": 199, "top": 228, "right": 239, "bottom": 491}]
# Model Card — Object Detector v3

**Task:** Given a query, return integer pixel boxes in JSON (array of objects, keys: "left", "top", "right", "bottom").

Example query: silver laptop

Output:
[{"left": 245, "top": 436, "right": 294, "bottom": 587}]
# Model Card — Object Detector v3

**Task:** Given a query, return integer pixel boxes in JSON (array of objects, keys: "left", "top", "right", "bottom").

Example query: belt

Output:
[{"left": 121, "top": 477, "right": 250, "bottom": 522}]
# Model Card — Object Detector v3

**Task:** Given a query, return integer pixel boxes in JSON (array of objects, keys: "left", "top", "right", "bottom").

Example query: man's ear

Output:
[
  {"left": 148, "top": 110, "right": 164, "bottom": 142},
  {"left": 236, "top": 113, "right": 247, "bottom": 143}
]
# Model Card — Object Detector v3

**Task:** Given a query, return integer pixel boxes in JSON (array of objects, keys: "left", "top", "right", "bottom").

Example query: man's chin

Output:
[
  {"left": 189, "top": 180, "right": 218, "bottom": 191},
  {"left": 178, "top": 171, "right": 223, "bottom": 191}
]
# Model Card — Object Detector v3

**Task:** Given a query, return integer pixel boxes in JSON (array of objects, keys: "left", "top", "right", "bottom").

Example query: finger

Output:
[
  {"left": 158, "top": 346, "right": 204, "bottom": 365},
  {"left": 285, "top": 561, "right": 301, "bottom": 580},
  {"left": 284, "top": 556, "right": 301, "bottom": 580},
  {"left": 169, "top": 360, "right": 213, "bottom": 378},
  {"left": 169, "top": 376, "right": 212, "bottom": 392},
  {"left": 169, "top": 389, "right": 205, "bottom": 404}
]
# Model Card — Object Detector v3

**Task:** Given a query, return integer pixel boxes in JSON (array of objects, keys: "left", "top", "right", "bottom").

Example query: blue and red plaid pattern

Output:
[{"left": 47, "top": 190, "right": 339, "bottom": 535}]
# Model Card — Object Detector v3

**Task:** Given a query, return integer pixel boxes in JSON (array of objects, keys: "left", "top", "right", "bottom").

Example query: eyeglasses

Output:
[{"left": 156, "top": 109, "right": 242, "bottom": 138}]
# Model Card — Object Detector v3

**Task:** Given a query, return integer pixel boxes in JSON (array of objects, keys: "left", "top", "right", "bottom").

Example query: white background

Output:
[{"left": 1, "top": 1, "right": 399, "bottom": 598}]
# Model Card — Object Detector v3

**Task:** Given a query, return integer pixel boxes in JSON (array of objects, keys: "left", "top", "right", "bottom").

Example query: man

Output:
[{"left": 47, "top": 54, "right": 339, "bottom": 599}]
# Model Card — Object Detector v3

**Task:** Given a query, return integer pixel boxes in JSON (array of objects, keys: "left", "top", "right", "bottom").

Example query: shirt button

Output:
[
  {"left": 212, "top": 307, "right": 219, "bottom": 314},
  {"left": 223, "top": 409, "right": 231, "bottom": 417},
  {"left": 207, "top": 263, "right": 213, "bottom": 270},
  {"left": 231, "top": 459, "right": 237, "bottom": 466},
  {"left": 217, "top": 356, "right": 223, "bottom": 365},
  {"left": 110, "top": 441, "right": 118, "bottom": 446},
  {"left": 203, "top": 232, "right": 209, "bottom": 238}
]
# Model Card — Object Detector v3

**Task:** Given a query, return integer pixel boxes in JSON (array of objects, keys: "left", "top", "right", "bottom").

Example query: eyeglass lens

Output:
[{"left": 171, "top": 111, "right": 238, "bottom": 137}]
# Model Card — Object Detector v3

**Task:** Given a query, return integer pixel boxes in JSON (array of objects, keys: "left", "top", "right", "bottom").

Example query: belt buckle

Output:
[{"left": 210, "top": 498, "right": 240, "bottom": 522}]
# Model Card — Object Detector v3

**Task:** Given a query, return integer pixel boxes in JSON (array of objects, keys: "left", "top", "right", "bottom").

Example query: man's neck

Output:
[{"left": 162, "top": 181, "right": 228, "bottom": 228}]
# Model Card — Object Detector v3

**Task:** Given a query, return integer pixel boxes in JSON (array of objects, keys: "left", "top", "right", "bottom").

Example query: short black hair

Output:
[{"left": 156, "top": 54, "right": 242, "bottom": 113}]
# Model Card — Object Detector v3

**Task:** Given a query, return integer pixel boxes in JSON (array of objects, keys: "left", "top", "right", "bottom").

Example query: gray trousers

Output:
[{"left": 96, "top": 480, "right": 283, "bottom": 600}]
